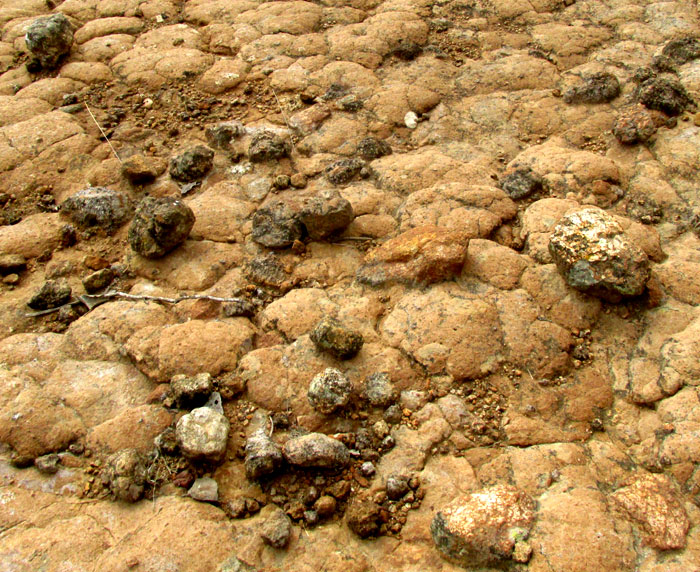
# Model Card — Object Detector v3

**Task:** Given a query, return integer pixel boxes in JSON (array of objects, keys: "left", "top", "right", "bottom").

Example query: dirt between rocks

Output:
[{"left": 2, "top": 0, "right": 700, "bottom": 571}]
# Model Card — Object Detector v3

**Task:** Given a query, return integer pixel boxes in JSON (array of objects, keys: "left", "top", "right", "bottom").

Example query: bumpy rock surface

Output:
[
  {"left": 260, "top": 506, "right": 292, "bottom": 549},
  {"left": 431, "top": 485, "right": 536, "bottom": 567},
  {"left": 128, "top": 197, "right": 195, "bottom": 258},
  {"left": 25, "top": 13, "right": 74, "bottom": 69},
  {"left": 100, "top": 449, "right": 147, "bottom": 502},
  {"left": 549, "top": 208, "right": 651, "bottom": 301},
  {"left": 310, "top": 317, "right": 364, "bottom": 360},
  {"left": 171, "top": 373, "right": 214, "bottom": 408},
  {"left": 60, "top": 187, "right": 133, "bottom": 233},
  {"left": 307, "top": 367, "right": 353, "bottom": 414},
  {"left": 282, "top": 433, "right": 350, "bottom": 469},
  {"left": 248, "top": 130, "right": 288, "bottom": 162},
  {"left": 176, "top": 406, "right": 230, "bottom": 463},
  {"left": 563, "top": 72, "right": 620, "bottom": 104},
  {"left": 170, "top": 145, "right": 215, "bottom": 182},
  {"left": 357, "top": 226, "right": 470, "bottom": 286},
  {"left": 638, "top": 77, "right": 692, "bottom": 116},
  {"left": 27, "top": 279, "right": 71, "bottom": 310},
  {"left": 245, "top": 428, "right": 283, "bottom": 480}
]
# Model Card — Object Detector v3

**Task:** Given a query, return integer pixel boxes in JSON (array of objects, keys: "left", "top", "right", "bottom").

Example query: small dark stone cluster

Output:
[
  {"left": 638, "top": 77, "right": 692, "bottom": 116},
  {"left": 357, "top": 137, "right": 392, "bottom": 160},
  {"left": 325, "top": 158, "right": 365, "bottom": 185},
  {"left": 248, "top": 130, "right": 289, "bottom": 162},
  {"left": 128, "top": 196, "right": 195, "bottom": 258},
  {"left": 563, "top": 72, "right": 620, "bottom": 104},
  {"left": 60, "top": 187, "right": 133, "bottom": 234},
  {"left": 310, "top": 316, "right": 364, "bottom": 360},
  {"left": 169, "top": 145, "right": 215, "bottom": 182},
  {"left": 25, "top": 13, "right": 74, "bottom": 70},
  {"left": 499, "top": 167, "right": 543, "bottom": 200}
]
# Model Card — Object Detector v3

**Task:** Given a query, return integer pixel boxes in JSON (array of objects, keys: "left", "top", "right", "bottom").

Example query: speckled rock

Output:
[
  {"left": 499, "top": 167, "right": 543, "bottom": 200},
  {"left": 60, "top": 187, "right": 133, "bottom": 234},
  {"left": 245, "top": 427, "right": 283, "bottom": 480},
  {"left": 611, "top": 474, "right": 689, "bottom": 550},
  {"left": 310, "top": 317, "right": 363, "bottom": 360},
  {"left": 613, "top": 105, "right": 657, "bottom": 144},
  {"left": 25, "top": 13, "right": 74, "bottom": 69},
  {"left": 363, "top": 372, "right": 398, "bottom": 407},
  {"left": 431, "top": 484, "right": 536, "bottom": 567},
  {"left": 260, "top": 506, "right": 292, "bottom": 549},
  {"left": 251, "top": 200, "right": 303, "bottom": 249},
  {"left": 100, "top": 449, "right": 148, "bottom": 502},
  {"left": 563, "top": 72, "right": 620, "bottom": 104},
  {"left": 296, "top": 189, "right": 354, "bottom": 240},
  {"left": 638, "top": 77, "right": 692, "bottom": 116},
  {"left": 307, "top": 368, "right": 353, "bottom": 414},
  {"left": 169, "top": 145, "right": 215, "bottom": 182},
  {"left": 549, "top": 207, "right": 651, "bottom": 301},
  {"left": 248, "top": 130, "right": 288, "bottom": 162},
  {"left": 27, "top": 279, "right": 72, "bottom": 310},
  {"left": 346, "top": 493, "right": 382, "bottom": 538},
  {"left": 171, "top": 373, "right": 214, "bottom": 408},
  {"left": 357, "top": 226, "right": 469, "bottom": 286},
  {"left": 176, "top": 406, "right": 230, "bottom": 463},
  {"left": 128, "top": 196, "right": 195, "bottom": 258},
  {"left": 282, "top": 433, "right": 350, "bottom": 469}
]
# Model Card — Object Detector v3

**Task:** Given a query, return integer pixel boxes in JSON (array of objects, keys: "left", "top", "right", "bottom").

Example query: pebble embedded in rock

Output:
[
  {"left": 282, "top": 433, "right": 350, "bottom": 469},
  {"left": 638, "top": 77, "right": 692, "bottom": 116},
  {"left": 248, "top": 130, "right": 288, "bottom": 162},
  {"left": 386, "top": 474, "right": 410, "bottom": 500},
  {"left": 314, "top": 495, "right": 337, "bottom": 519},
  {"left": 169, "top": 145, "right": 215, "bottom": 182},
  {"left": 28, "top": 279, "right": 72, "bottom": 310},
  {"left": 431, "top": 484, "right": 536, "bottom": 567},
  {"left": 82, "top": 267, "right": 115, "bottom": 294},
  {"left": 357, "top": 225, "right": 470, "bottom": 286},
  {"left": 251, "top": 200, "right": 303, "bottom": 249},
  {"left": 245, "top": 428, "right": 283, "bottom": 480},
  {"left": 260, "top": 507, "right": 292, "bottom": 549},
  {"left": 661, "top": 37, "right": 700, "bottom": 66},
  {"left": 357, "top": 137, "right": 392, "bottom": 160},
  {"left": 548, "top": 207, "right": 650, "bottom": 301},
  {"left": 101, "top": 449, "right": 148, "bottom": 503},
  {"left": 175, "top": 406, "right": 230, "bottom": 463},
  {"left": 563, "top": 72, "right": 620, "bottom": 104},
  {"left": 171, "top": 373, "right": 214, "bottom": 408},
  {"left": 206, "top": 122, "right": 245, "bottom": 149},
  {"left": 297, "top": 189, "right": 354, "bottom": 240},
  {"left": 325, "top": 158, "right": 364, "bottom": 185},
  {"left": 60, "top": 187, "right": 133, "bottom": 234},
  {"left": 310, "top": 317, "right": 364, "bottom": 360},
  {"left": 122, "top": 154, "right": 167, "bottom": 184},
  {"left": 613, "top": 105, "right": 657, "bottom": 144},
  {"left": 128, "top": 196, "right": 195, "bottom": 259},
  {"left": 363, "top": 373, "right": 398, "bottom": 407},
  {"left": 222, "top": 299, "right": 256, "bottom": 318},
  {"left": 188, "top": 477, "right": 219, "bottom": 503},
  {"left": 346, "top": 494, "right": 382, "bottom": 538},
  {"left": 34, "top": 453, "right": 60, "bottom": 474},
  {"left": 500, "top": 168, "right": 543, "bottom": 200},
  {"left": 25, "top": 13, "right": 74, "bottom": 70},
  {"left": 307, "top": 368, "right": 353, "bottom": 414}
]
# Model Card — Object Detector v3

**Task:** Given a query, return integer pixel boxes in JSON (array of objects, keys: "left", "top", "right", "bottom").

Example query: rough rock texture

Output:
[
  {"left": 549, "top": 208, "right": 651, "bottom": 301},
  {"left": 310, "top": 317, "right": 364, "bottom": 360},
  {"left": 170, "top": 145, "right": 215, "bottom": 182},
  {"left": 60, "top": 187, "right": 133, "bottom": 233},
  {"left": 176, "top": 406, "right": 230, "bottom": 463},
  {"left": 283, "top": 433, "right": 350, "bottom": 469},
  {"left": 171, "top": 372, "right": 214, "bottom": 408},
  {"left": 563, "top": 72, "right": 620, "bottom": 104},
  {"left": 245, "top": 427, "right": 283, "bottom": 480},
  {"left": 431, "top": 485, "right": 536, "bottom": 567},
  {"left": 100, "top": 448, "right": 147, "bottom": 502},
  {"left": 307, "top": 367, "right": 353, "bottom": 414},
  {"left": 27, "top": 279, "right": 71, "bottom": 310},
  {"left": 128, "top": 196, "right": 196, "bottom": 258},
  {"left": 25, "top": 13, "right": 74, "bottom": 69},
  {"left": 357, "top": 226, "right": 470, "bottom": 286}
]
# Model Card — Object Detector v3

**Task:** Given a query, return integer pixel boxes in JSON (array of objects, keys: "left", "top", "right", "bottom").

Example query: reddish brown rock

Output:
[
  {"left": 357, "top": 226, "right": 469, "bottom": 286},
  {"left": 611, "top": 474, "right": 689, "bottom": 550}
]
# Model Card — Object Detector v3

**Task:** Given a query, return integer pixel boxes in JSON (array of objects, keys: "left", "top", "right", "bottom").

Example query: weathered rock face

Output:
[
  {"left": 248, "top": 130, "right": 288, "bottom": 162},
  {"left": 171, "top": 373, "right": 213, "bottom": 408},
  {"left": 169, "top": 145, "right": 215, "bottom": 182},
  {"left": 25, "top": 13, "right": 74, "bottom": 69},
  {"left": 613, "top": 105, "right": 657, "bottom": 145},
  {"left": 549, "top": 208, "right": 651, "bottom": 301},
  {"left": 282, "top": 433, "right": 350, "bottom": 469},
  {"left": 251, "top": 200, "right": 303, "bottom": 249},
  {"left": 563, "top": 72, "right": 620, "bottom": 104},
  {"left": 27, "top": 279, "right": 72, "bottom": 310},
  {"left": 357, "top": 226, "right": 470, "bottom": 286},
  {"left": 121, "top": 154, "right": 167, "bottom": 184},
  {"left": 307, "top": 367, "right": 353, "bottom": 414},
  {"left": 244, "top": 428, "right": 283, "bottom": 480},
  {"left": 60, "top": 187, "right": 133, "bottom": 233},
  {"left": 310, "top": 317, "right": 363, "bottom": 360},
  {"left": 611, "top": 474, "right": 689, "bottom": 550},
  {"left": 431, "top": 484, "right": 536, "bottom": 567},
  {"left": 638, "top": 77, "right": 692, "bottom": 116},
  {"left": 100, "top": 449, "right": 147, "bottom": 502},
  {"left": 128, "top": 196, "right": 195, "bottom": 258},
  {"left": 260, "top": 506, "right": 292, "bottom": 549},
  {"left": 176, "top": 406, "right": 230, "bottom": 463}
]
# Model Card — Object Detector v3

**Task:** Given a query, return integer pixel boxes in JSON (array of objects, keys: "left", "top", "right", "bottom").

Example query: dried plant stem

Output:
[{"left": 84, "top": 102, "right": 122, "bottom": 164}]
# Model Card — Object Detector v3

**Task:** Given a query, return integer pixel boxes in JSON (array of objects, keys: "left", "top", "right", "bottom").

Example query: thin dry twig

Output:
[{"left": 84, "top": 102, "right": 122, "bottom": 164}]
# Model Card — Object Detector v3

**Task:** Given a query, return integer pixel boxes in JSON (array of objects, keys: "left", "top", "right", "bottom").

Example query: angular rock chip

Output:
[
  {"left": 122, "top": 154, "right": 167, "bottom": 184},
  {"left": 297, "top": 189, "right": 354, "bottom": 240},
  {"left": 499, "top": 167, "right": 543, "bottom": 200},
  {"left": 611, "top": 474, "right": 689, "bottom": 550},
  {"left": 82, "top": 267, "right": 114, "bottom": 294},
  {"left": 282, "top": 433, "right": 350, "bottom": 469},
  {"left": 310, "top": 316, "right": 364, "bottom": 360},
  {"left": 169, "top": 145, "right": 215, "bottom": 182},
  {"left": 171, "top": 372, "right": 214, "bottom": 408},
  {"left": 260, "top": 507, "right": 292, "bottom": 549},
  {"left": 25, "top": 13, "right": 74, "bottom": 69},
  {"left": 251, "top": 201, "right": 303, "bottom": 249},
  {"left": 325, "top": 158, "right": 365, "bottom": 185},
  {"left": 245, "top": 428, "right": 283, "bottom": 480},
  {"left": 549, "top": 207, "right": 650, "bottom": 301},
  {"left": 431, "top": 484, "right": 536, "bottom": 567},
  {"left": 188, "top": 477, "right": 219, "bottom": 503},
  {"left": 248, "top": 130, "right": 288, "bottom": 162},
  {"left": 176, "top": 406, "right": 230, "bottom": 463},
  {"left": 100, "top": 449, "right": 147, "bottom": 502},
  {"left": 363, "top": 372, "right": 398, "bottom": 407},
  {"left": 307, "top": 367, "right": 353, "bottom": 414},
  {"left": 28, "top": 279, "right": 72, "bottom": 310},
  {"left": 346, "top": 493, "right": 382, "bottom": 538},
  {"left": 128, "top": 196, "right": 195, "bottom": 258},
  {"left": 60, "top": 187, "right": 133, "bottom": 234},
  {"left": 357, "top": 225, "right": 470, "bottom": 286}
]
